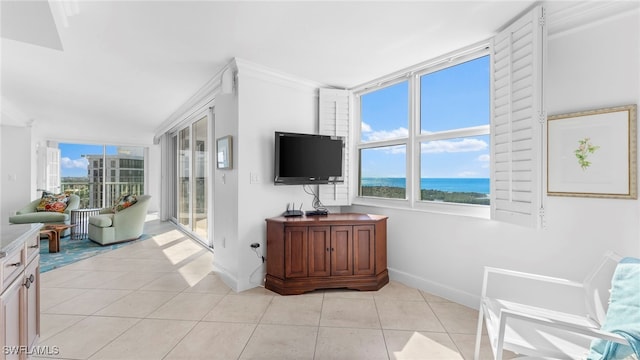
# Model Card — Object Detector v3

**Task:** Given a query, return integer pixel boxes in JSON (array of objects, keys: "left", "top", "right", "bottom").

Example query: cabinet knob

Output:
[
  {"left": 29, "top": 274, "right": 35, "bottom": 283},
  {"left": 24, "top": 279, "right": 31, "bottom": 289},
  {"left": 326, "top": 248, "right": 330, "bottom": 252},
  {"left": 29, "top": 244, "right": 39, "bottom": 249}
]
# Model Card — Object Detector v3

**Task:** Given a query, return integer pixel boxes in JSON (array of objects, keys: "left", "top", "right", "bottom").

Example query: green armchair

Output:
[
  {"left": 9, "top": 194, "right": 81, "bottom": 237},
  {"left": 88, "top": 195, "right": 151, "bottom": 245}
]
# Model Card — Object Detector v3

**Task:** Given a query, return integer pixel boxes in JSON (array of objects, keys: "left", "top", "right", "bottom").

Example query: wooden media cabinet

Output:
[{"left": 265, "top": 213, "right": 388, "bottom": 295}]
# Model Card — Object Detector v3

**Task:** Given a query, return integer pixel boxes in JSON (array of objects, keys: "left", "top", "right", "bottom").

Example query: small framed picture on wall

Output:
[
  {"left": 216, "top": 135, "right": 233, "bottom": 170},
  {"left": 547, "top": 104, "right": 637, "bottom": 199}
]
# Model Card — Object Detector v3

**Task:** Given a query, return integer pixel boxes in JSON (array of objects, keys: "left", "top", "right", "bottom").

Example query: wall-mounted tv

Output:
[{"left": 274, "top": 131, "right": 344, "bottom": 185}]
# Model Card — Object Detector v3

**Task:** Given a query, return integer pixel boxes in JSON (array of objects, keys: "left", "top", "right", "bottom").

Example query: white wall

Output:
[
  {"left": 0, "top": 125, "right": 33, "bottom": 226},
  {"left": 231, "top": 64, "right": 321, "bottom": 292},
  {"left": 348, "top": 9, "right": 640, "bottom": 309},
  {"left": 212, "top": 93, "right": 240, "bottom": 287}
]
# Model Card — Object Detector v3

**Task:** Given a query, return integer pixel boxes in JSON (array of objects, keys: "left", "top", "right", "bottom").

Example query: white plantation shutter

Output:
[
  {"left": 47, "top": 147, "right": 61, "bottom": 193},
  {"left": 491, "top": 6, "right": 546, "bottom": 228},
  {"left": 319, "top": 88, "right": 351, "bottom": 206}
]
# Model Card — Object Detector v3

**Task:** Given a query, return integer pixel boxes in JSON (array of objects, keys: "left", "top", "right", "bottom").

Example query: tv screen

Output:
[{"left": 274, "top": 132, "right": 344, "bottom": 185}]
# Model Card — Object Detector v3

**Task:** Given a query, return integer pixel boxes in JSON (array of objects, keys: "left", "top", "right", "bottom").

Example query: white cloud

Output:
[
  {"left": 361, "top": 122, "right": 372, "bottom": 133},
  {"left": 61, "top": 157, "right": 88, "bottom": 169},
  {"left": 364, "top": 127, "right": 409, "bottom": 142},
  {"left": 457, "top": 171, "right": 479, "bottom": 177},
  {"left": 477, "top": 154, "right": 490, "bottom": 168},
  {"left": 421, "top": 138, "right": 488, "bottom": 154}
]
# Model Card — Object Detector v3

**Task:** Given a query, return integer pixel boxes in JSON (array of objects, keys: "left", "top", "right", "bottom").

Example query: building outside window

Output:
[{"left": 59, "top": 144, "right": 145, "bottom": 208}]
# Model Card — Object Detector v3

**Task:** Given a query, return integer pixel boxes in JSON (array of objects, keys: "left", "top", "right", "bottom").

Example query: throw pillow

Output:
[
  {"left": 36, "top": 193, "right": 69, "bottom": 213},
  {"left": 112, "top": 194, "right": 138, "bottom": 213}
]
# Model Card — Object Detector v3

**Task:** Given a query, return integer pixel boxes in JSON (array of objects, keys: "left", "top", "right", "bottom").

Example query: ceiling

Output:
[{"left": 0, "top": 1, "right": 566, "bottom": 139}]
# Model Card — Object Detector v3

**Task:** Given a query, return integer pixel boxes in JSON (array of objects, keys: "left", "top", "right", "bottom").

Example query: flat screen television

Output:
[{"left": 274, "top": 131, "right": 344, "bottom": 185}]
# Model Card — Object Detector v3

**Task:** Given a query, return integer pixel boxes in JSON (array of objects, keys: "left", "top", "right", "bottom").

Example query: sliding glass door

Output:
[
  {"left": 193, "top": 117, "right": 208, "bottom": 239},
  {"left": 176, "top": 115, "right": 210, "bottom": 246},
  {"left": 178, "top": 127, "right": 191, "bottom": 227}
]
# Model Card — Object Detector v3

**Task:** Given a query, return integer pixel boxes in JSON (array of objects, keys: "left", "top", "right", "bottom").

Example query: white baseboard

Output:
[
  {"left": 212, "top": 261, "right": 238, "bottom": 292},
  {"left": 388, "top": 267, "right": 480, "bottom": 310}
]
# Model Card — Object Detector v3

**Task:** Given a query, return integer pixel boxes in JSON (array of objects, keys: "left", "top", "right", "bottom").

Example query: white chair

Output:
[{"left": 474, "top": 251, "right": 637, "bottom": 360}]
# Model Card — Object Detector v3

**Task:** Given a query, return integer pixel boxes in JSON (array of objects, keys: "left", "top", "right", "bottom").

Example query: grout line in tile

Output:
[
  {"left": 40, "top": 220, "right": 480, "bottom": 359},
  {"left": 82, "top": 316, "right": 144, "bottom": 360},
  {"left": 372, "top": 295, "right": 392, "bottom": 359}
]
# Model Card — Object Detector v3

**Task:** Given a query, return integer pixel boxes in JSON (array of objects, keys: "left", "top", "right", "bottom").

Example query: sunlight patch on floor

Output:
[
  {"left": 161, "top": 239, "right": 204, "bottom": 264},
  {"left": 393, "top": 331, "right": 463, "bottom": 360},
  {"left": 151, "top": 229, "right": 188, "bottom": 247},
  {"left": 177, "top": 265, "right": 210, "bottom": 287}
]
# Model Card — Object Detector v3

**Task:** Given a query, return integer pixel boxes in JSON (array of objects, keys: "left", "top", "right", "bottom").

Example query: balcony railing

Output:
[{"left": 61, "top": 181, "right": 144, "bottom": 209}]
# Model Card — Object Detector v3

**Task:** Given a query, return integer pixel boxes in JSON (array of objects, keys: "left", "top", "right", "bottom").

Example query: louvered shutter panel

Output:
[
  {"left": 491, "top": 6, "right": 546, "bottom": 228},
  {"left": 46, "top": 147, "right": 61, "bottom": 193},
  {"left": 319, "top": 88, "right": 351, "bottom": 206}
]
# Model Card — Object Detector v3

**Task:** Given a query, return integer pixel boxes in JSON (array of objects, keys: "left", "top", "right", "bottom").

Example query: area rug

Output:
[{"left": 39, "top": 234, "right": 150, "bottom": 273}]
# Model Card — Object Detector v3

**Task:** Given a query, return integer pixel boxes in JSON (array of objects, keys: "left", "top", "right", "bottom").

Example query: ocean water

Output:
[{"left": 361, "top": 177, "right": 490, "bottom": 194}]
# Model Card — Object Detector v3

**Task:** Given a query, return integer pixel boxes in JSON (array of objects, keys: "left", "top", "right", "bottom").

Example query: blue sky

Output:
[
  {"left": 360, "top": 55, "right": 490, "bottom": 179},
  {"left": 59, "top": 144, "right": 118, "bottom": 177}
]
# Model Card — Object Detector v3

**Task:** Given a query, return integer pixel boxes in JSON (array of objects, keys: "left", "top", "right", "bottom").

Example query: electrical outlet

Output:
[{"left": 250, "top": 172, "right": 260, "bottom": 184}]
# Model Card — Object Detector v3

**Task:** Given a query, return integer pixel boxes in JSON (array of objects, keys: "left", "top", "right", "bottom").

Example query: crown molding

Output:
[
  {"left": 153, "top": 57, "right": 328, "bottom": 141},
  {"left": 547, "top": 1, "right": 639, "bottom": 38},
  {"left": 232, "top": 57, "right": 327, "bottom": 94},
  {"left": 153, "top": 65, "right": 228, "bottom": 140}
]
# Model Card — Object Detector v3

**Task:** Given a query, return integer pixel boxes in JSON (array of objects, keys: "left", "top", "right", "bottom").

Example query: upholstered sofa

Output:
[
  {"left": 9, "top": 194, "right": 81, "bottom": 237},
  {"left": 88, "top": 194, "right": 151, "bottom": 245}
]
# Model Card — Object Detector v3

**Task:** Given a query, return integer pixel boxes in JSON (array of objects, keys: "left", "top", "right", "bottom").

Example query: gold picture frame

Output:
[
  {"left": 216, "top": 135, "right": 233, "bottom": 170},
  {"left": 547, "top": 104, "right": 637, "bottom": 199}
]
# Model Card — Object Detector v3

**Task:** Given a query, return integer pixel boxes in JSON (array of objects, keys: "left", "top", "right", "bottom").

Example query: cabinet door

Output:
[
  {"left": 1, "top": 278, "right": 22, "bottom": 360},
  {"left": 24, "top": 258, "right": 39, "bottom": 349},
  {"left": 353, "top": 225, "right": 376, "bottom": 275},
  {"left": 308, "top": 227, "right": 331, "bottom": 277},
  {"left": 330, "top": 226, "right": 353, "bottom": 276},
  {"left": 285, "top": 227, "right": 308, "bottom": 278}
]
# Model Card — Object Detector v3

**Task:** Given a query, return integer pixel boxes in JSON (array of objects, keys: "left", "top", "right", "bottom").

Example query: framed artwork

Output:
[
  {"left": 216, "top": 135, "right": 233, "bottom": 169},
  {"left": 547, "top": 104, "right": 637, "bottom": 199}
]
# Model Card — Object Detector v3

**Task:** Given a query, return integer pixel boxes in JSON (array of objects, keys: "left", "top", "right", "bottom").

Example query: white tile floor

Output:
[{"left": 36, "top": 219, "right": 500, "bottom": 360}]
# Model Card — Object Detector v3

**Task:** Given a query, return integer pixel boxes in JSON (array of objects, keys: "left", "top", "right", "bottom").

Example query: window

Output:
[
  {"left": 360, "top": 81, "right": 409, "bottom": 143},
  {"left": 176, "top": 115, "right": 209, "bottom": 244},
  {"left": 359, "top": 145, "right": 407, "bottom": 199},
  {"left": 358, "top": 80, "right": 409, "bottom": 199},
  {"left": 356, "top": 53, "right": 490, "bottom": 208},
  {"left": 418, "top": 55, "right": 490, "bottom": 205},
  {"left": 59, "top": 143, "right": 146, "bottom": 209}
]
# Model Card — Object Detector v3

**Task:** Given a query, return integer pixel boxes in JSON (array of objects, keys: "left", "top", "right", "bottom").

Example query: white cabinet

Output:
[
  {"left": 0, "top": 278, "right": 21, "bottom": 360},
  {"left": 24, "top": 258, "right": 39, "bottom": 351},
  {"left": 0, "top": 225, "right": 41, "bottom": 360}
]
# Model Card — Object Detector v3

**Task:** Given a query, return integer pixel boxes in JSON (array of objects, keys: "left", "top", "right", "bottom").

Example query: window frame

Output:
[{"left": 353, "top": 44, "right": 492, "bottom": 218}]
